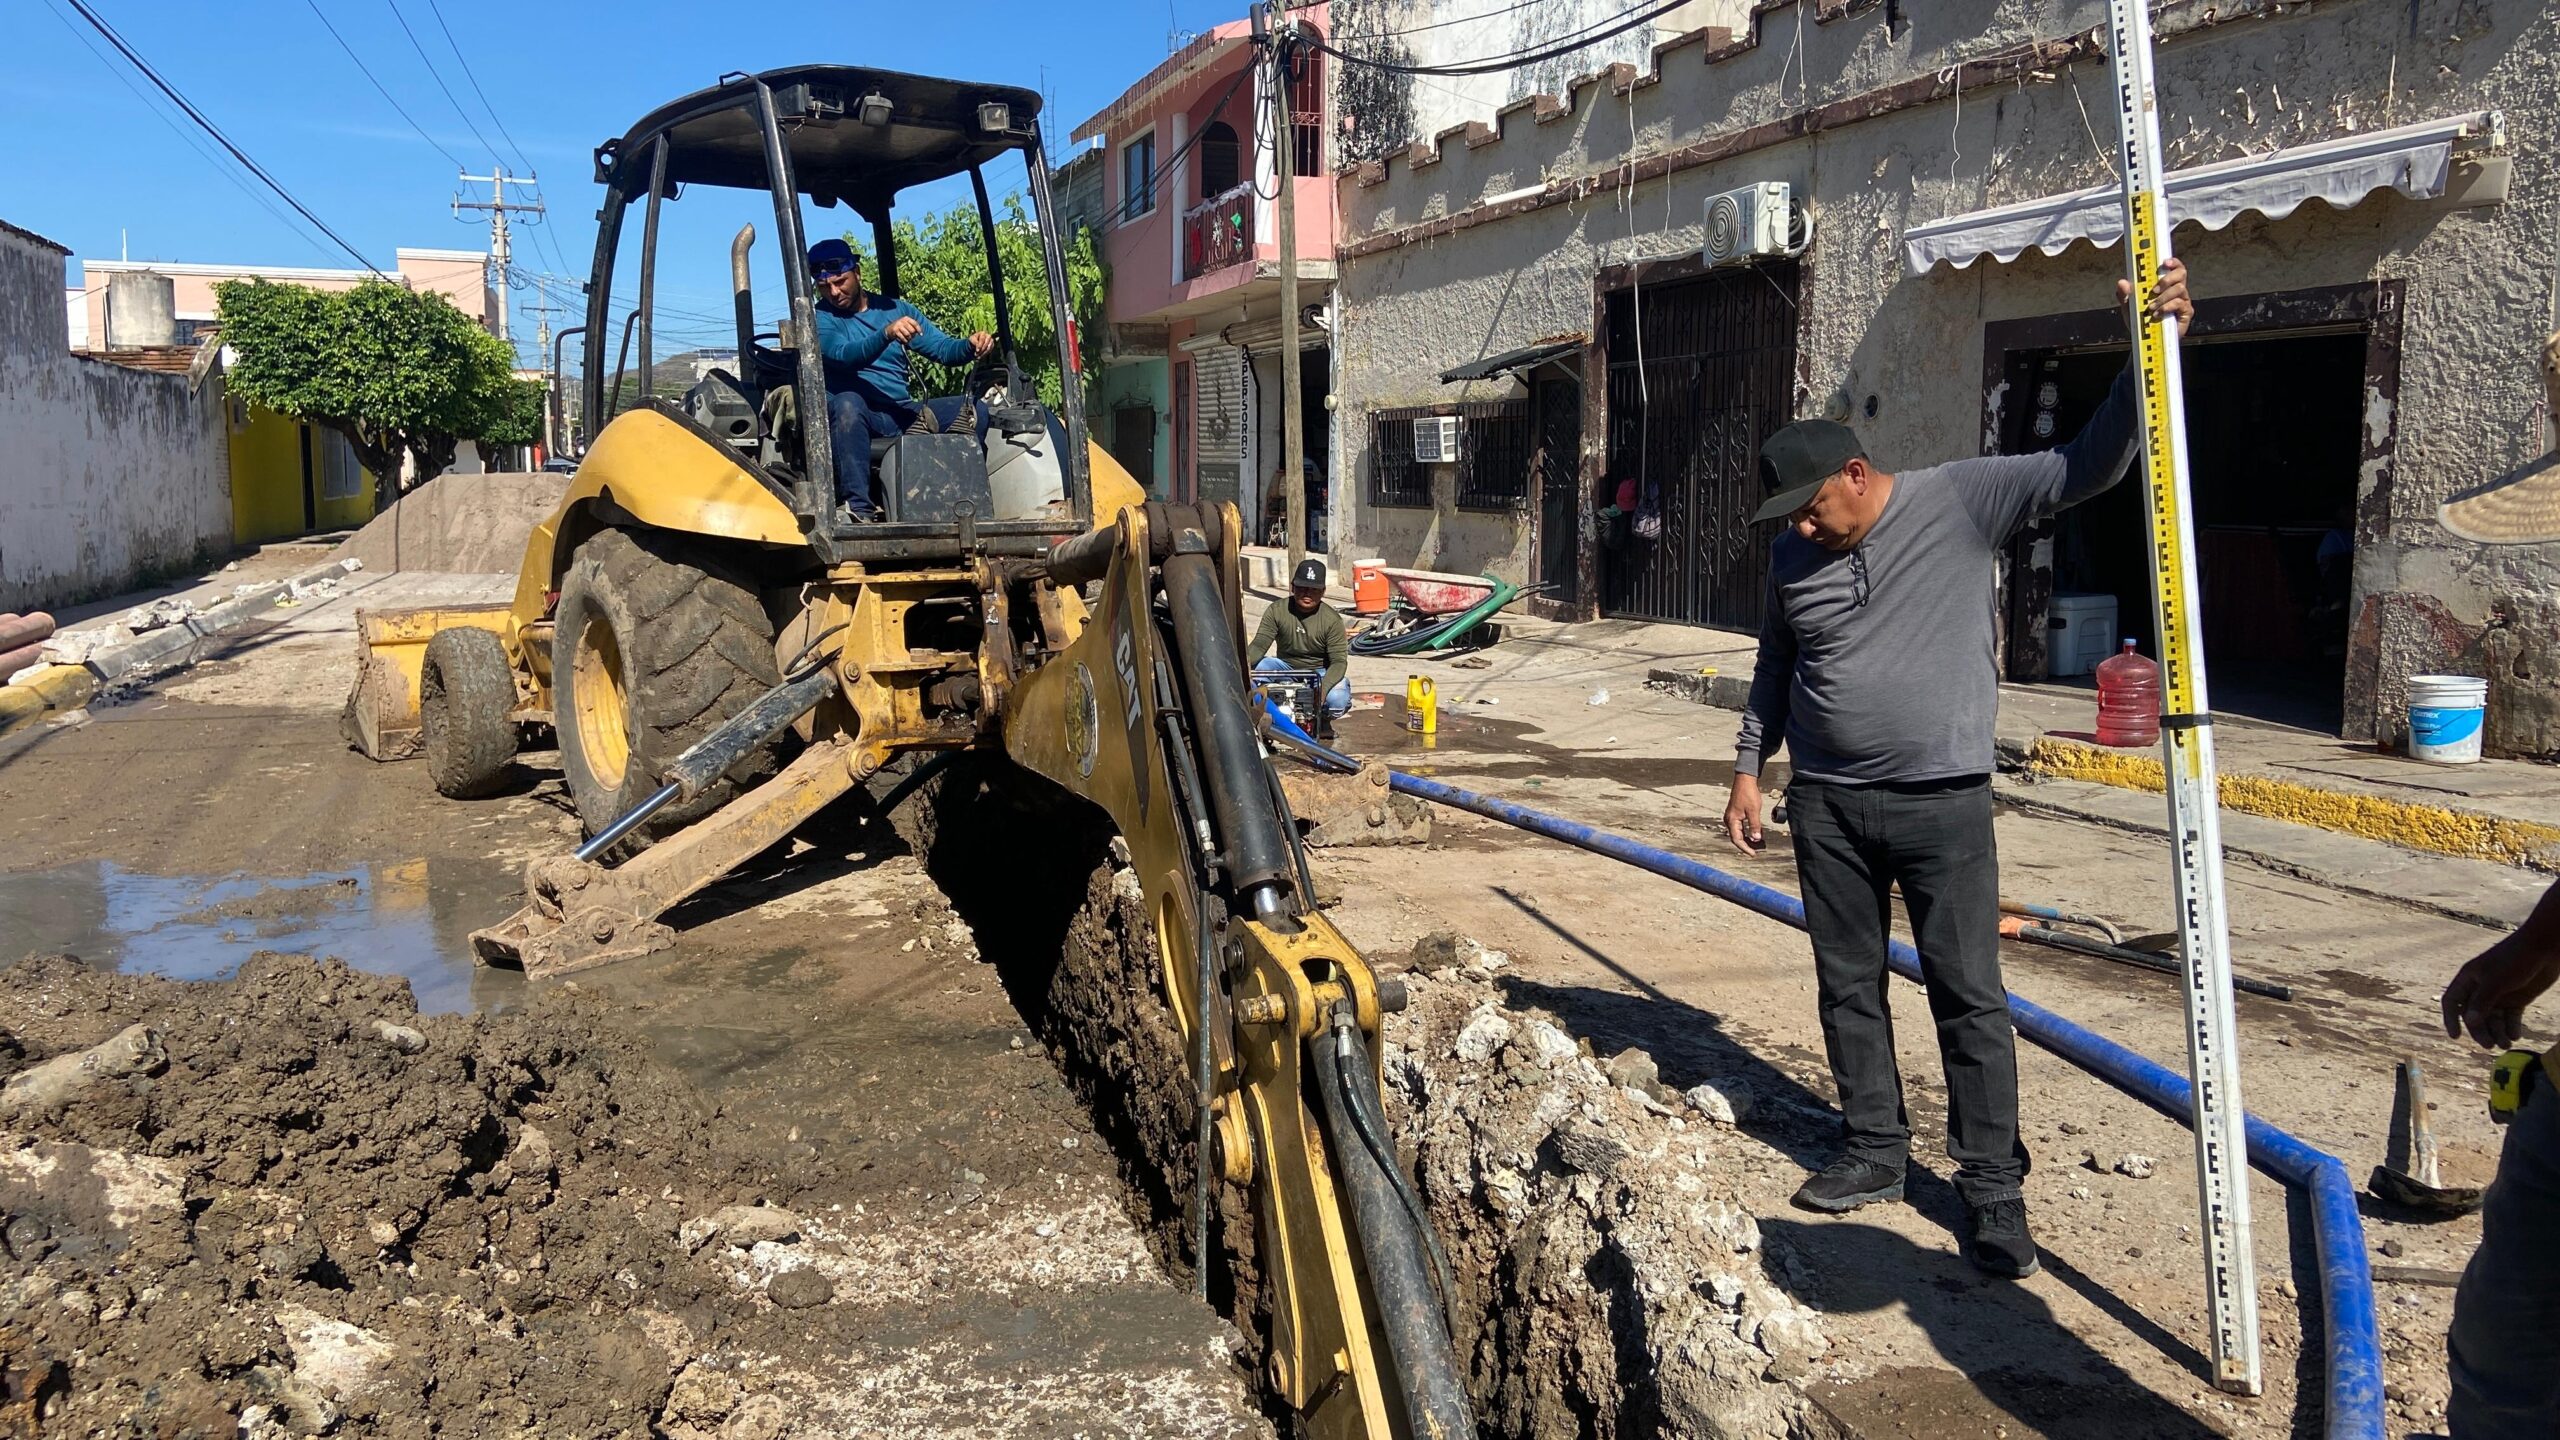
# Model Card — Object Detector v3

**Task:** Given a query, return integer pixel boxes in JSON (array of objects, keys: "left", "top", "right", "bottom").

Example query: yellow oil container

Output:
[{"left": 1405, "top": 675, "right": 1438, "bottom": 734}]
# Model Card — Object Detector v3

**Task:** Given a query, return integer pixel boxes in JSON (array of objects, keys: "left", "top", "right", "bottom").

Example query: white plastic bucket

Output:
[{"left": 2407, "top": 674, "right": 2489, "bottom": 764}]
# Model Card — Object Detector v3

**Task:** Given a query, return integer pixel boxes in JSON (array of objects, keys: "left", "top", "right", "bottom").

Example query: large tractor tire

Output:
[
  {"left": 419, "top": 627, "right": 519, "bottom": 798},
  {"left": 551, "top": 527, "right": 781, "bottom": 852}
]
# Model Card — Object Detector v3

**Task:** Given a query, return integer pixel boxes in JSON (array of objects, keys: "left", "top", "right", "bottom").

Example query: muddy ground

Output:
[
  {"left": 0, "top": 578, "right": 2518, "bottom": 1438},
  {"left": 0, "top": 699, "right": 1267, "bottom": 1439}
]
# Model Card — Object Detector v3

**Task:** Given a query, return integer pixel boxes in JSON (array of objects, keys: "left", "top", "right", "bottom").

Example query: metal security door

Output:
[
  {"left": 1600, "top": 261, "right": 1798, "bottom": 630},
  {"left": 1193, "top": 346, "right": 1247, "bottom": 511},
  {"left": 1533, "top": 376, "right": 1583, "bottom": 609}
]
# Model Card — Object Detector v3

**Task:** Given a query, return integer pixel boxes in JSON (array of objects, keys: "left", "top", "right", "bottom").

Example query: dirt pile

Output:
[
  {"left": 0, "top": 951, "right": 788, "bottom": 1438},
  {"left": 1382, "top": 956, "right": 1832, "bottom": 1440},
  {"left": 919, "top": 751, "right": 1827, "bottom": 1440}
]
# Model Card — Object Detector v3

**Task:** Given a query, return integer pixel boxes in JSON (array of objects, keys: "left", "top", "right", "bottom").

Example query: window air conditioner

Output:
[{"left": 1412, "top": 415, "right": 1460, "bottom": 463}]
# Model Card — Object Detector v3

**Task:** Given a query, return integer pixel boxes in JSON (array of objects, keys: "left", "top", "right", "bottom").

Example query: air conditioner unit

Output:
[
  {"left": 1412, "top": 415, "right": 1461, "bottom": 463},
  {"left": 1702, "top": 182, "right": 1806, "bottom": 268}
]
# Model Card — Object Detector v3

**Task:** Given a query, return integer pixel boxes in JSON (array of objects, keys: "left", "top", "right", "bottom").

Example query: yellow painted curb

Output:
[
  {"left": 2021, "top": 738, "right": 2560, "bottom": 873},
  {"left": 0, "top": 665, "right": 100, "bottom": 737}
]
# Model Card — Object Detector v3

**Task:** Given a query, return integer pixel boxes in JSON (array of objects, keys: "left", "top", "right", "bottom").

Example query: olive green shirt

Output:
[{"left": 1249, "top": 597, "right": 1349, "bottom": 697}]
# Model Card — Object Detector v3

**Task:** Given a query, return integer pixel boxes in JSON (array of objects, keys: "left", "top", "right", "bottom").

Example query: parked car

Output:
[{"left": 540, "top": 457, "right": 578, "bottom": 474}]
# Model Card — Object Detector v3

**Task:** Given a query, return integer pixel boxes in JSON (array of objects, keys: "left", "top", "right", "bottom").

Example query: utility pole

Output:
[
  {"left": 1262, "top": 0, "right": 1306, "bottom": 568},
  {"left": 526, "top": 297, "right": 567, "bottom": 457},
  {"left": 453, "top": 166, "right": 544, "bottom": 344}
]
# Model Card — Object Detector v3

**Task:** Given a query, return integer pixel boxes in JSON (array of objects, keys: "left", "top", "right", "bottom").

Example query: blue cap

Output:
[{"left": 807, "top": 238, "right": 858, "bottom": 276}]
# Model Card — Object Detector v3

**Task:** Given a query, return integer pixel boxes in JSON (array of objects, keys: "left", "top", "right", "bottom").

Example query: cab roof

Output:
[{"left": 595, "top": 64, "right": 1045, "bottom": 212}]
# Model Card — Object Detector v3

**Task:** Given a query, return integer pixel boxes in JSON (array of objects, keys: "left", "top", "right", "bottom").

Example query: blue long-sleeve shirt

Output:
[{"left": 814, "top": 291, "right": 975, "bottom": 408}]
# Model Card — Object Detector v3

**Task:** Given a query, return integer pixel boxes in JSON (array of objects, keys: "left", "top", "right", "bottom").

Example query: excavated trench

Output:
[{"left": 902, "top": 756, "right": 1839, "bottom": 1440}]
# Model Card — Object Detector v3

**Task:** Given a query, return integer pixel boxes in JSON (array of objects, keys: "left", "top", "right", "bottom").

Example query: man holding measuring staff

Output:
[{"left": 1723, "top": 259, "right": 2193, "bottom": 1278}]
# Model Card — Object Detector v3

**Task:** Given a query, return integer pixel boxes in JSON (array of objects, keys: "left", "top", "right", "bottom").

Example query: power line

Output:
[
  {"left": 382, "top": 0, "right": 503, "bottom": 163},
  {"left": 423, "top": 0, "right": 537, "bottom": 178},
  {"left": 302, "top": 0, "right": 466, "bottom": 170},
  {"left": 59, "top": 0, "right": 386, "bottom": 275},
  {"left": 1327, "top": 0, "right": 1553, "bottom": 47},
  {"left": 1314, "top": 0, "right": 1692, "bottom": 77},
  {"left": 38, "top": 0, "right": 331, "bottom": 261}
]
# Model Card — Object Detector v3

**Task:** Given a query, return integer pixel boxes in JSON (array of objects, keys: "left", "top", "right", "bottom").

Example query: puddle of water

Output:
[{"left": 0, "top": 858, "right": 528, "bottom": 1014}]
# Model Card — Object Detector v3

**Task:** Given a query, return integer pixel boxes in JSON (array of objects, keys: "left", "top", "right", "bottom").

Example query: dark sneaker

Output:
[
  {"left": 1964, "top": 1197, "right": 2040, "bottom": 1278},
  {"left": 1791, "top": 1155, "right": 1906, "bottom": 1213},
  {"left": 832, "top": 501, "right": 882, "bottom": 528}
]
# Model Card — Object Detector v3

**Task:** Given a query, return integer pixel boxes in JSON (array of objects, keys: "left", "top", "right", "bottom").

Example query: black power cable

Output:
[
  {"left": 382, "top": 0, "right": 503, "bottom": 165},
  {"left": 60, "top": 0, "right": 387, "bottom": 276},
  {"left": 424, "top": 0, "right": 539, "bottom": 179},
  {"left": 302, "top": 0, "right": 467, "bottom": 171},
  {"left": 1314, "top": 0, "right": 1692, "bottom": 77},
  {"left": 39, "top": 0, "right": 323, "bottom": 258}
]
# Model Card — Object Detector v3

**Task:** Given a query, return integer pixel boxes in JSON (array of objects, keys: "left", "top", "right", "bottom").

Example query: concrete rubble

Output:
[{"left": 1382, "top": 954, "right": 1828, "bottom": 1438}]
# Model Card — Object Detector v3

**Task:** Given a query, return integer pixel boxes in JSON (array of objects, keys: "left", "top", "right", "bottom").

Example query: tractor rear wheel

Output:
[
  {"left": 551, "top": 527, "right": 780, "bottom": 852},
  {"left": 419, "top": 627, "right": 519, "bottom": 798}
]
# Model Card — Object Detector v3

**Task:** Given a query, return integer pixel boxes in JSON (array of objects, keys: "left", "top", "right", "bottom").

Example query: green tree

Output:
[
  {"left": 849, "top": 196, "right": 1104, "bottom": 409},
  {"left": 214, "top": 278, "right": 528, "bottom": 504},
  {"left": 482, "top": 376, "right": 549, "bottom": 449}
]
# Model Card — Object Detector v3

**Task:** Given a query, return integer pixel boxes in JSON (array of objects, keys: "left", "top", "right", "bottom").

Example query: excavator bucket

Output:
[
  {"left": 1277, "top": 762, "right": 1433, "bottom": 847},
  {"left": 342, "top": 605, "right": 514, "bottom": 761}
]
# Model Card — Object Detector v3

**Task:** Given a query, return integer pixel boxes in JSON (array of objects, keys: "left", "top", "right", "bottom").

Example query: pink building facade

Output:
[
  {"left": 1072, "top": 6, "right": 1337, "bottom": 545},
  {"left": 67, "top": 247, "right": 496, "bottom": 351}
]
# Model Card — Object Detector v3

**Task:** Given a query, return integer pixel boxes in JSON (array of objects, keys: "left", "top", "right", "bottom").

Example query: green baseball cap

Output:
[{"left": 1752, "top": 419, "right": 1867, "bottom": 523}]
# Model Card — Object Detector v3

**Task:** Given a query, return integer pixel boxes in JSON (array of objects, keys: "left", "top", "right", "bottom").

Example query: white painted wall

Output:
[
  {"left": 1331, "top": 0, "right": 1750, "bottom": 166},
  {"left": 2, "top": 221, "right": 232, "bottom": 610}
]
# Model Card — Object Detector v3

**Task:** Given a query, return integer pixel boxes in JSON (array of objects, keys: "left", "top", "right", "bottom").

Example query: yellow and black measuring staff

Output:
[{"left": 2106, "top": 0, "right": 2261, "bottom": 1395}]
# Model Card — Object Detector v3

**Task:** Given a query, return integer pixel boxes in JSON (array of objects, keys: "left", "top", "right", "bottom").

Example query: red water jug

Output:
[{"left": 2095, "top": 640, "right": 2161, "bottom": 748}]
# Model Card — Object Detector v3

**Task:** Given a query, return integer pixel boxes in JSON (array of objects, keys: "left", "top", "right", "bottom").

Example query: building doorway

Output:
[
  {"left": 1597, "top": 259, "right": 1800, "bottom": 630},
  {"left": 1533, "top": 374, "right": 1582, "bottom": 611},
  {"left": 1990, "top": 285, "right": 2399, "bottom": 734}
]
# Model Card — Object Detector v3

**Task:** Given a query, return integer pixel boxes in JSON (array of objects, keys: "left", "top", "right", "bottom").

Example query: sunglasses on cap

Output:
[{"left": 812, "top": 259, "right": 857, "bottom": 280}]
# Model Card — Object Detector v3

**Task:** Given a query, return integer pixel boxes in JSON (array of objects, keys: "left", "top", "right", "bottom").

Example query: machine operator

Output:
[{"left": 808, "top": 237, "right": 994, "bottom": 523}]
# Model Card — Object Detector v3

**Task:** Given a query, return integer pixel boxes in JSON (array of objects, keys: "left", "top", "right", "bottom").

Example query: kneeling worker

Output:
[{"left": 1250, "top": 560, "right": 1351, "bottom": 738}]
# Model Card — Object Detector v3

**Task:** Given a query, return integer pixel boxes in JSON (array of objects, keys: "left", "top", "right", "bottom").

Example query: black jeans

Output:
[{"left": 1788, "top": 775, "right": 2029, "bottom": 1205}]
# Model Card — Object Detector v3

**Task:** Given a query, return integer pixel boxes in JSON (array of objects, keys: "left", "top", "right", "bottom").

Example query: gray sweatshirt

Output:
[{"left": 1734, "top": 362, "right": 2143, "bottom": 785}]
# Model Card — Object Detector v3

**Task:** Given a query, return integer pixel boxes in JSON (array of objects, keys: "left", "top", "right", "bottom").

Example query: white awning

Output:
[{"left": 1903, "top": 111, "right": 2503, "bottom": 276}]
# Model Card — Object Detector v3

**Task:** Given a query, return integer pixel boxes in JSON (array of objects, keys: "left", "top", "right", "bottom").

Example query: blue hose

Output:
[{"left": 1259, "top": 704, "right": 2384, "bottom": 1440}]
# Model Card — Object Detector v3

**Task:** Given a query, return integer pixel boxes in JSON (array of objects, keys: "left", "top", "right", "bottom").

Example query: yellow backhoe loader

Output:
[{"left": 343, "top": 66, "right": 1471, "bottom": 1438}]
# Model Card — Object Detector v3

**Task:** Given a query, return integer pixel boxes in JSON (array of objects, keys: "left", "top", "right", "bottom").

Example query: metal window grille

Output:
[
  {"left": 1369, "top": 401, "right": 1532, "bottom": 511},
  {"left": 1288, "top": 51, "right": 1323, "bottom": 175}
]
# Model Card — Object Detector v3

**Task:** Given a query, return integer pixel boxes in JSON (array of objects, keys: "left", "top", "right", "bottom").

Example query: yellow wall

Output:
[{"left": 226, "top": 400, "right": 376, "bottom": 543}]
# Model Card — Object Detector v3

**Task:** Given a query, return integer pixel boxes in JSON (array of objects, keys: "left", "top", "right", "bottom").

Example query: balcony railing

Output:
[{"left": 1182, "top": 183, "right": 1256, "bottom": 280}]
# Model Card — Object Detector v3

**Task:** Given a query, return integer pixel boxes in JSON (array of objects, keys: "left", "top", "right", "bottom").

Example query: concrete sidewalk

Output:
[
  {"left": 1619, "top": 622, "right": 2560, "bottom": 874},
  {"left": 1280, "top": 594, "right": 2556, "bottom": 928}
]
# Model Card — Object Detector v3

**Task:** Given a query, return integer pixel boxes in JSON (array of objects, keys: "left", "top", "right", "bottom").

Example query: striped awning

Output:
[{"left": 1903, "top": 111, "right": 2503, "bottom": 275}]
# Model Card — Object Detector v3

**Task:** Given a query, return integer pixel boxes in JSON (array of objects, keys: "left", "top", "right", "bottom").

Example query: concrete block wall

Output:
[{"left": 1, "top": 220, "right": 232, "bottom": 611}]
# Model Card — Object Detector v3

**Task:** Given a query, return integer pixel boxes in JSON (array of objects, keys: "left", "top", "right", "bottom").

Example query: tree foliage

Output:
[
  {"left": 482, "top": 376, "right": 549, "bottom": 448},
  {"left": 214, "top": 278, "right": 528, "bottom": 500},
  {"left": 849, "top": 195, "right": 1105, "bottom": 409}
]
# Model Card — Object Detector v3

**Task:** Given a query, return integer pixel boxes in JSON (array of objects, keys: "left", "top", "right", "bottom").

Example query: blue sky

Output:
[{"left": 8, "top": 0, "right": 1227, "bottom": 365}]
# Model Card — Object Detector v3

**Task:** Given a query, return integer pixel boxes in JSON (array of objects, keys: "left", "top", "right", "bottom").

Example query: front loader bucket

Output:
[{"left": 342, "top": 604, "right": 514, "bottom": 761}]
